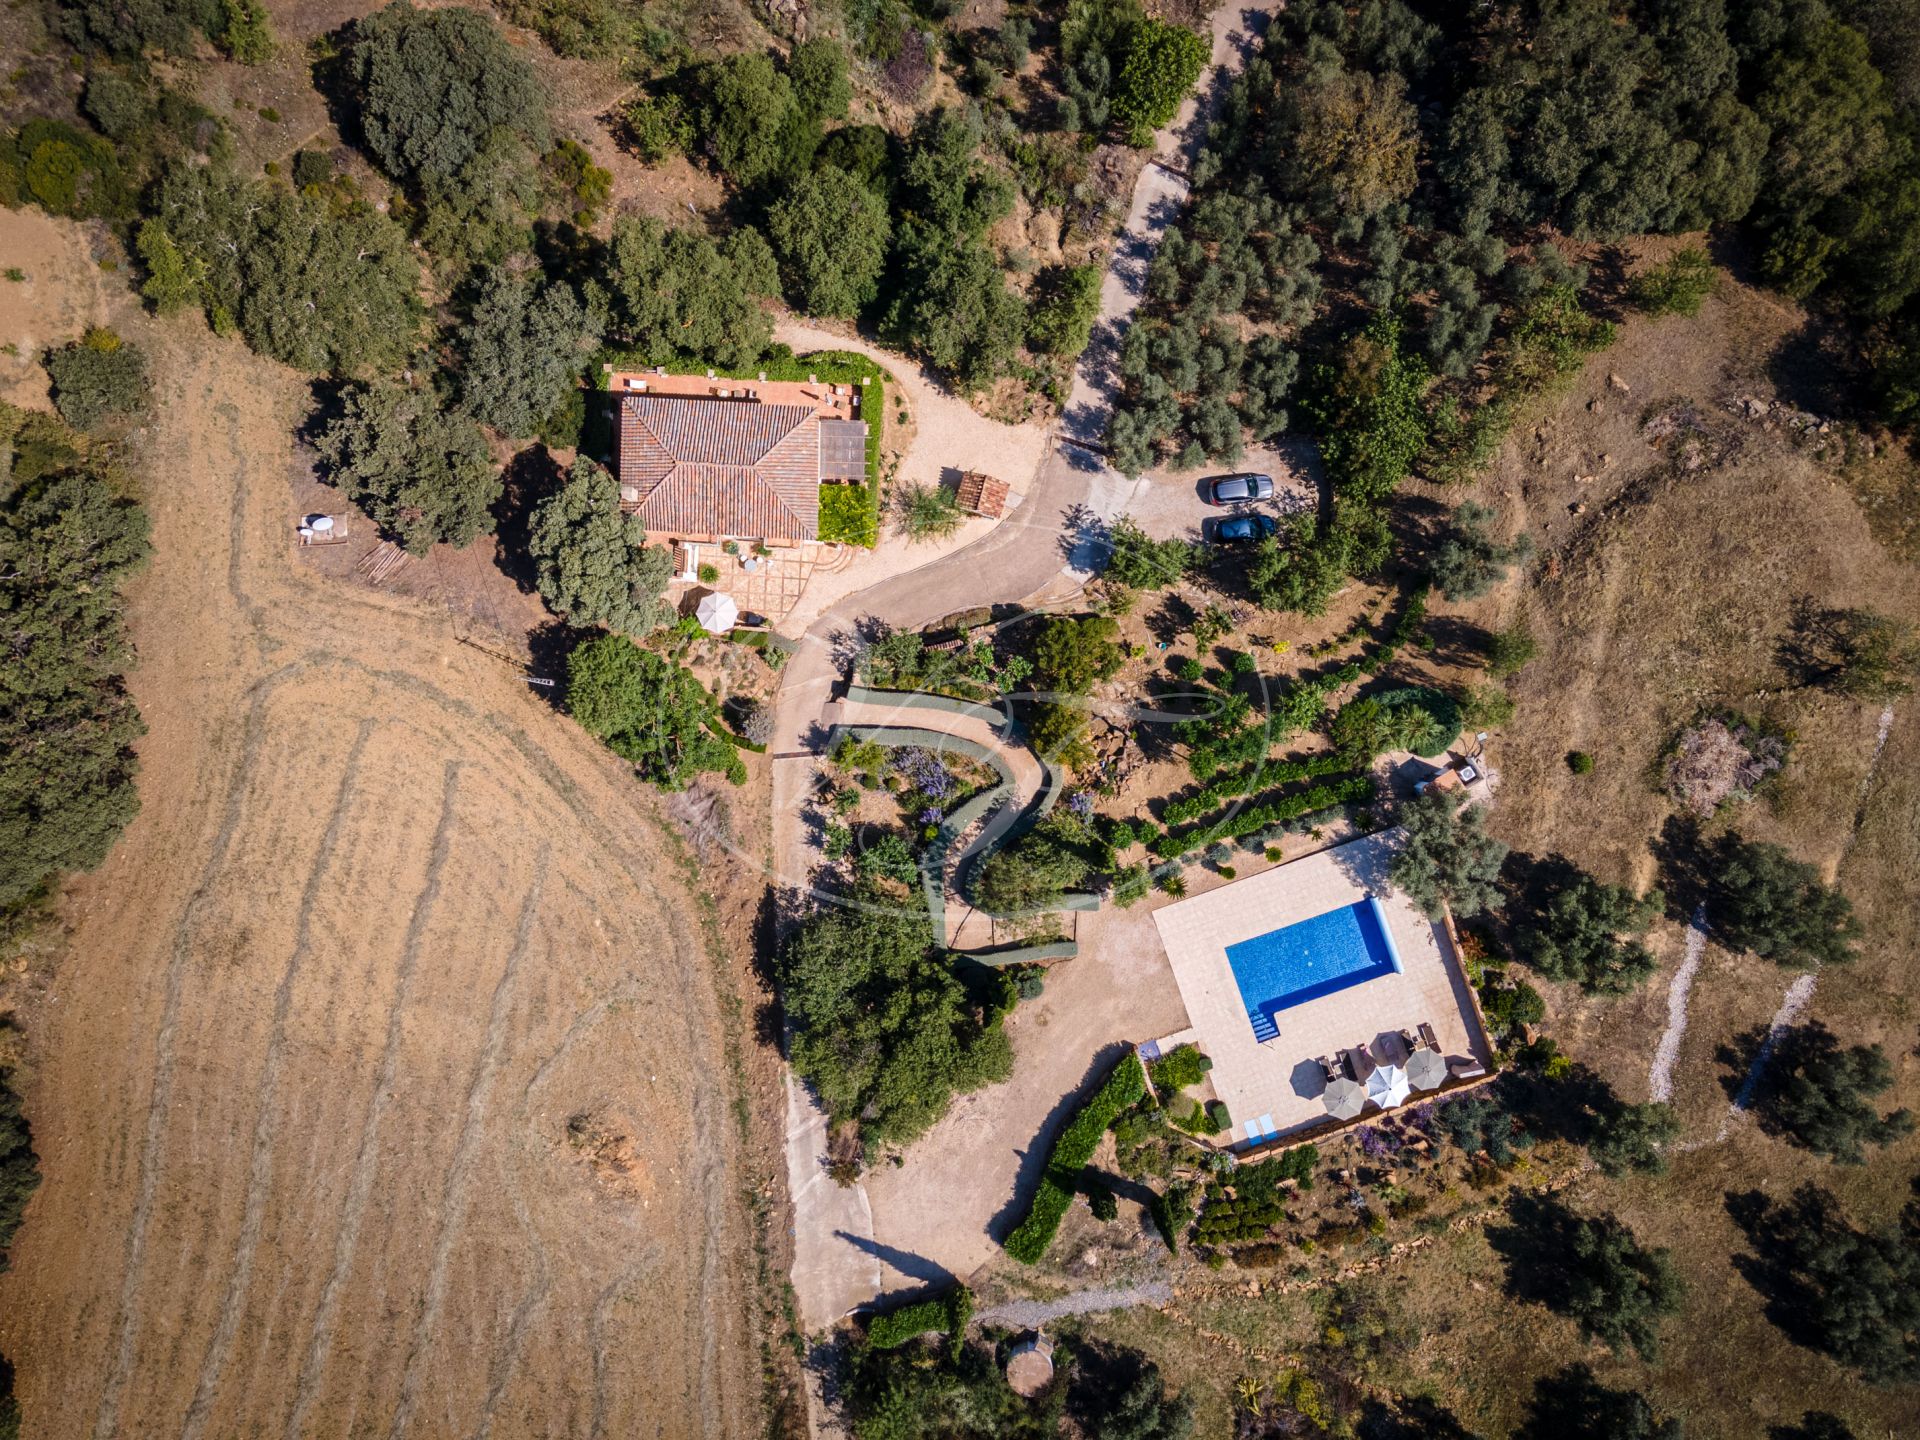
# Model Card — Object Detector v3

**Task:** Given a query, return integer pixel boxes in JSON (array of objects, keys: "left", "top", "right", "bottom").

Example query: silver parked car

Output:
[{"left": 1207, "top": 473, "right": 1275, "bottom": 505}]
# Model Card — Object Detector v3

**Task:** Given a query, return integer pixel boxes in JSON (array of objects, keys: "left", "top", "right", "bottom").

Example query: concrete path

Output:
[
  {"left": 778, "top": 1, "right": 1286, "bottom": 1334},
  {"left": 974, "top": 1281, "right": 1174, "bottom": 1330}
]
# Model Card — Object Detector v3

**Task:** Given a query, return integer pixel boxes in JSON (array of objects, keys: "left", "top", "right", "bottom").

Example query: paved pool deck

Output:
[{"left": 1151, "top": 831, "right": 1490, "bottom": 1142}]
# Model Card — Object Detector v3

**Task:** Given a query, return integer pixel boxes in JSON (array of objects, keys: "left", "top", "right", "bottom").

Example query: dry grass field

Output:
[
  {"left": 0, "top": 216, "right": 764, "bottom": 1437},
  {"left": 1030, "top": 277, "right": 1920, "bottom": 1438}
]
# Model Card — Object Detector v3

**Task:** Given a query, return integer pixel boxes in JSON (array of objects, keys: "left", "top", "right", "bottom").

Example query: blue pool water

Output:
[{"left": 1225, "top": 898, "right": 1402, "bottom": 1042}]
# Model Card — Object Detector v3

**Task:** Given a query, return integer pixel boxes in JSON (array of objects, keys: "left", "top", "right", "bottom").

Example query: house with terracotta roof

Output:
[{"left": 607, "top": 367, "right": 869, "bottom": 551}]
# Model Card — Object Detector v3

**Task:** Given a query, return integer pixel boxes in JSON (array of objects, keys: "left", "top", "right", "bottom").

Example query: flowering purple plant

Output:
[
  {"left": 1065, "top": 790, "right": 1095, "bottom": 820},
  {"left": 891, "top": 747, "right": 956, "bottom": 800},
  {"left": 1409, "top": 1102, "right": 1437, "bottom": 1136},
  {"left": 1356, "top": 1125, "right": 1401, "bottom": 1160},
  {"left": 919, "top": 806, "right": 943, "bottom": 826}
]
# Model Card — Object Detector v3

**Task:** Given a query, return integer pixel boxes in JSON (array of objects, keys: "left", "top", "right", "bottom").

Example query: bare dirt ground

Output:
[{"left": 0, "top": 220, "right": 762, "bottom": 1438}]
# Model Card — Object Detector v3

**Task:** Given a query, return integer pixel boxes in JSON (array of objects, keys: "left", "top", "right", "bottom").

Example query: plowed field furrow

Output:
[
  {"left": 179, "top": 716, "right": 380, "bottom": 1440},
  {"left": 284, "top": 761, "right": 464, "bottom": 1440}
]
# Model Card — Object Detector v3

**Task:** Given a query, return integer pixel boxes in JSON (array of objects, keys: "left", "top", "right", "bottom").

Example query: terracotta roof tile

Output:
[{"left": 617, "top": 395, "right": 833, "bottom": 541}]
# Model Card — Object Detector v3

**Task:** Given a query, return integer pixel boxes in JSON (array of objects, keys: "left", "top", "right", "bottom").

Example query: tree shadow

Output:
[
  {"left": 1059, "top": 501, "right": 1110, "bottom": 568},
  {"left": 1495, "top": 1063, "right": 1615, "bottom": 1150},
  {"left": 1498, "top": 849, "right": 1586, "bottom": 920},
  {"left": 1146, "top": 592, "right": 1195, "bottom": 647},
  {"left": 1513, "top": 1362, "right": 1672, "bottom": 1440},
  {"left": 986, "top": 1040, "right": 1133, "bottom": 1241},
  {"left": 1649, "top": 814, "right": 1713, "bottom": 921},
  {"left": 1484, "top": 1190, "right": 1582, "bottom": 1310},
  {"left": 524, "top": 620, "right": 585, "bottom": 709},
  {"left": 493, "top": 443, "right": 562, "bottom": 597},
  {"left": 1766, "top": 311, "right": 1872, "bottom": 421},
  {"left": 1357, "top": 1395, "right": 1486, "bottom": 1440},
  {"left": 835, "top": 1230, "right": 957, "bottom": 1303},
  {"left": 1724, "top": 1183, "right": 1835, "bottom": 1356},
  {"left": 1421, "top": 615, "right": 1496, "bottom": 669},
  {"left": 1769, "top": 1413, "right": 1860, "bottom": 1440},
  {"left": 750, "top": 884, "right": 788, "bottom": 1051},
  {"left": 1715, "top": 1022, "right": 1770, "bottom": 1105}
]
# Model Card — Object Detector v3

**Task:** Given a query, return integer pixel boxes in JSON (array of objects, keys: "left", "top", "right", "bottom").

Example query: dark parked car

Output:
[
  {"left": 1215, "top": 513, "right": 1279, "bottom": 544},
  {"left": 1207, "top": 473, "right": 1275, "bottom": 505}
]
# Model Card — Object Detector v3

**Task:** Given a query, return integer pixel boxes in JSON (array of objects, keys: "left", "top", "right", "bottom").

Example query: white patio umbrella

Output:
[
  {"left": 695, "top": 591, "right": 739, "bottom": 634},
  {"left": 1366, "top": 1063, "right": 1411, "bottom": 1110},
  {"left": 1406, "top": 1048, "right": 1448, "bottom": 1092},
  {"left": 1322, "top": 1075, "right": 1367, "bottom": 1120}
]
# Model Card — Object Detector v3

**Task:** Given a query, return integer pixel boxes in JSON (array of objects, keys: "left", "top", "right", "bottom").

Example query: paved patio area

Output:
[{"left": 1152, "top": 832, "right": 1489, "bottom": 1142}]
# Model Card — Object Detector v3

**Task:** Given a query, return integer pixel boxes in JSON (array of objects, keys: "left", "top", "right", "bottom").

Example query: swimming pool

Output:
[{"left": 1225, "top": 897, "right": 1402, "bottom": 1042}]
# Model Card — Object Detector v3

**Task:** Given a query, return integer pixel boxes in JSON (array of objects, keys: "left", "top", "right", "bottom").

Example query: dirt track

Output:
[{"left": 0, "top": 220, "right": 756, "bottom": 1438}]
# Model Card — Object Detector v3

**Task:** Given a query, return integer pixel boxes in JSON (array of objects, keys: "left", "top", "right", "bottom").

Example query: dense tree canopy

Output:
[
  {"left": 1702, "top": 833, "right": 1861, "bottom": 967},
  {"left": 565, "top": 636, "right": 743, "bottom": 789},
  {"left": 346, "top": 2, "right": 550, "bottom": 192},
  {"left": 0, "top": 403, "right": 150, "bottom": 910},
  {"left": 879, "top": 108, "right": 1025, "bottom": 389},
  {"left": 53, "top": 0, "right": 220, "bottom": 56},
  {"left": 525, "top": 458, "right": 672, "bottom": 635},
  {"left": 1516, "top": 873, "right": 1663, "bottom": 994},
  {"left": 765, "top": 167, "right": 892, "bottom": 319},
  {"left": 780, "top": 895, "right": 1012, "bottom": 1148},
  {"left": 1389, "top": 790, "right": 1508, "bottom": 919},
  {"left": 605, "top": 216, "right": 779, "bottom": 370},
  {"left": 1758, "top": 1022, "right": 1914, "bottom": 1164},
  {"left": 313, "top": 383, "right": 498, "bottom": 553},
  {"left": 455, "top": 269, "right": 599, "bottom": 439},
  {"left": 149, "top": 163, "right": 422, "bottom": 377},
  {"left": 1589, "top": 1100, "right": 1681, "bottom": 1178}
]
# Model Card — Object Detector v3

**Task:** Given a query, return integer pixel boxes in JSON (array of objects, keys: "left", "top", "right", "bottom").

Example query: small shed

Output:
[
  {"left": 1004, "top": 1332, "right": 1055, "bottom": 1397},
  {"left": 955, "top": 471, "right": 1010, "bottom": 519}
]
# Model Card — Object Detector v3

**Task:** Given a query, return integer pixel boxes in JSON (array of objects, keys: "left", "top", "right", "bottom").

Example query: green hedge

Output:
[
  {"left": 1004, "top": 1052, "right": 1147, "bottom": 1263},
  {"left": 866, "top": 1285, "right": 973, "bottom": 1349},
  {"left": 1161, "top": 752, "right": 1354, "bottom": 824},
  {"left": 1159, "top": 776, "right": 1376, "bottom": 853}
]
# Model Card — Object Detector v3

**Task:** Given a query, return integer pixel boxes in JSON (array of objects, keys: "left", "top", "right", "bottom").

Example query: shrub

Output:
[
  {"left": 1148, "top": 1043, "right": 1211, "bottom": 1093},
  {"left": 866, "top": 1284, "right": 972, "bottom": 1348},
  {"left": 42, "top": 329, "right": 148, "bottom": 430},
  {"left": 622, "top": 93, "right": 694, "bottom": 163},
  {"left": 1487, "top": 615, "right": 1537, "bottom": 677},
  {"left": 1004, "top": 1052, "right": 1147, "bottom": 1262},
  {"left": 896, "top": 481, "right": 963, "bottom": 543},
  {"left": 1088, "top": 1183, "right": 1118, "bottom": 1221},
  {"left": 1109, "top": 19, "right": 1209, "bottom": 145},
  {"left": 1627, "top": 249, "right": 1716, "bottom": 316},
  {"left": 1567, "top": 750, "right": 1595, "bottom": 774},
  {"left": 697, "top": 562, "right": 720, "bottom": 585},
  {"left": 818, "top": 483, "right": 879, "bottom": 547}
]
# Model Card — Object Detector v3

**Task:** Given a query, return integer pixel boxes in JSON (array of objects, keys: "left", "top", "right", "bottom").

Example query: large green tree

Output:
[
  {"left": 1760, "top": 1022, "right": 1914, "bottom": 1164},
  {"left": 1517, "top": 873, "right": 1663, "bottom": 994},
  {"left": 525, "top": 458, "right": 672, "bottom": 635},
  {"left": 605, "top": 216, "right": 778, "bottom": 370},
  {"left": 780, "top": 894, "right": 1012, "bottom": 1148},
  {"left": 346, "top": 2, "right": 550, "bottom": 192},
  {"left": 455, "top": 270, "right": 599, "bottom": 439},
  {"left": 1109, "top": 18, "right": 1209, "bottom": 145},
  {"left": 1388, "top": 790, "right": 1508, "bottom": 919},
  {"left": 765, "top": 167, "right": 892, "bottom": 319},
  {"left": 1703, "top": 833, "right": 1861, "bottom": 967},
  {"left": 1736, "top": 1183, "right": 1920, "bottom": 1384},
  {"left": 565, "top": 636, "right": 743, "bottom": 789},
  {"left": 313, "top": 383, "right": 498, "bottom": 553}
]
